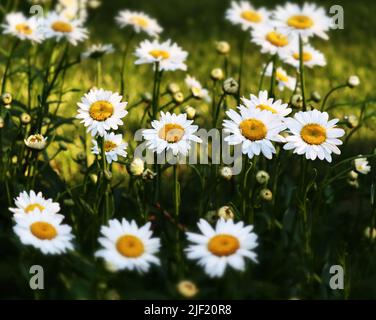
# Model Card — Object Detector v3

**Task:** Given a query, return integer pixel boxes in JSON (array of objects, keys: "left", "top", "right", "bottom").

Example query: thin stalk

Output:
[
  {"left": 269, "top": 54, "right": 277, "bottom": 99},
  {"left": 120, "top": 31, "right": 135, "bottom": 97},
  {"left": 298, "top": 35, "right": 307, "bottom": 111},
  {"left": 237, "top": 34, "right": 247, "bottom": 104},
  {"left": 96, "top": 58, "right": 102, "bottom": 88},
  {"left": 258, "top": 56, "right": 274, "bottom": 92},
  {"left": 320, "top": 84, "right": 348, "bottom": 111}
]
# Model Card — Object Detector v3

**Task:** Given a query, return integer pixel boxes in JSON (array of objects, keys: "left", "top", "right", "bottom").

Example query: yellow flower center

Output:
[
  {"left": 293, "top": 51, "right": 313, "bottom": 62},
  {"left": 51, "top": 21, "right": 73, "bottom": 33},
  {"left": 239, "top": 118, "right": 267, "bottom": 140},
  {"left": 149, "top": 49, "right": 170, "bottom": 60},
  {"left": 241, "top": 10, "right": 262, "bottom": 23},
  {"left": 89, "top": 101, "right": 114, "bottom": 121},
  {"left": 287, "top": 15, "right": 314, "bottom": 29},
  {"left": 265, "top": 31, "right": 289, "bottom": 47},
  {"left": 159, "top": 124, "right": 185, "bottom": 143},
  {"left": 208, "top": 234, "right": 240, "bottom": 257},
  {"left": 16, "top": 23, "right": 32, "bottom": 35},
  {"left": 256, "top": 104, "right": 277, "bottom": 114},
  {"left": 104, "top": 141, "right": 117, "bottom": 152},
  {"left": 25, "top": 203, "right": 45, "bottom": 213},
  {"left": 301, "top": 124, "right": 327, "bottom": 145},
  {"left": 130, "top": 16, "right": 149, "bottom": 28},
  {"left": 30, "top": 221, "right": 57, "bottom": 240},
  {"left": 276, "top": 70, "right": 289, "bottom": 83},
  {"left": 116, "top": 235, "right": 144, "bottom": 258}
]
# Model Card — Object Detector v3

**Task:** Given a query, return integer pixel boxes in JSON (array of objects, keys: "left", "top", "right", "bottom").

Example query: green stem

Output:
[
  {"left": 320, "top": 84, "right": 348, "bottom": 111},
  {"left": 120, "top": 31, "right": 135, "bottom": 97},
  {"left": 298, "top": 35, "right": 307, "bottom": 111},
  {"left": 258, "top": 56, "right": 274, "bottom": 92},
  {"left": 173, "top": 164, "right": 180, "bottom": 218},
  {"left": 96, "top": 58, "right": 102, "bottom": 88},
  {"left": 237, "top": 34, "right": 247, "bottom": 104},
  {"left": 269, "top": 54, "right": 277, "bottom": 99}
]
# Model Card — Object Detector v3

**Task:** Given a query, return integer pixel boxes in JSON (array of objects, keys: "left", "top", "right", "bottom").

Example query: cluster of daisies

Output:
[
  {"left": 226, "top": 1, "right": 330, "bottom": 90},
  {"left": 223, "top": 90, "right": 345, "bottom": 162},
  {"left": 9, "top": 190, "right": 258, "bottom": 277}
]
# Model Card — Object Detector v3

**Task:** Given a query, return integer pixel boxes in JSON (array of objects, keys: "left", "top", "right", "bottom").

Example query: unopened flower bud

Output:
[
  {"left": 211, "top": 68, "right": 224, "bottom": 81},
  {"left": 167, "top": 83, "right": 180, "bottom": 94},
  {"left": 177, "top": 280, "right": 199, "bottom": 298},
  {"left": 185, "top": 106, "right": 196, "bottom": 120},
  {"left": 217, "top": 206, "right": 235, "bottom": 220},
  {"left": 364, "top": 227, "right": 376, "bottom": 239},
  {"left": 260, "top": 188, "right": 273, "bottom": 201},
  {"left": 291, "top": 94, "right": 303, "bottom": 109},
  {"left": 63, "top": 199, "right": 75, "bottom": 207},
  {"left": 129, "top": 158, "right": 145, "bottom": 176},
  {"left": 20, "top": 113, "right": 31, "bottom": 125},
  {"left": 0, "top": 117, "right": 4, "bottom": 129},
  {"left": 347, "top": 170, "right": 358, "bottom": 181},
  {"left": 2, "top": 92, "right": 12, "bottom": 105},
  {"left": 347, "top": 178, "right": 359, "bottom": 189},
  {"left": 256, "top": 170, "right": 270, "bottom": 184},
  {"left": 216, "top": 41, "right": 230, "bottom": 54},
  {"left": 347, "top": 75, "right": 360, "bottom": 88},
  {"left": 142, "top": 92, "right": 152, "bottom": 103},
  {"left": 142, "top": 168, "right": 156, "bottom": 180},
  {"left": 173, "top": 92, "right": 184, "bottom": 104},
  {"left": 311, "top": 91, "right": 321, "bottom": 103},
  {"left": 344, "top": 115, "right": 359, "bottom": 129},
  {"left": 220, "top": 167, "right": 233, "bottom": 180},
  {"left": 223, "top": 78, "right": 238, "bottom": 95},
  {"left": 90, "top": 173, "right": 98, "bottom": 184}
]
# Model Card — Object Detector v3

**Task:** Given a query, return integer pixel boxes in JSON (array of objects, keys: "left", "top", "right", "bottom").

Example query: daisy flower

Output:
[
  {"left": 95, "top": 219, "right": 161, "bottom": 273},
  {"left": 283, "top": 109, "right": 345, "bottom": 162},
  {"left": 226, "top": 1, "right": 270, "bottom": 31},
  {"left": 142, "top": 112, "right": 202, "bottom": 157},
  {"left": 241, "top": 90, "right": 292, "bottom": 117},
  {"left": 1, "top": 12, "right": 44, "bottom": 43},
  {"left": 354, "top": 157, "right": 371, "bottom": 175},
  {"left": 24, "top": 134, "right": 47, "bottom": 150},
  {"left": 42, "top": 11, "right": 88, "bottom": 46},
  {"left": 279, "top": 42, "right": 326, "bottom": 69},
  {"left": 13, "top": 210, "right": 74, "bottom": 255},
  {"left": 115, "top": 10, "right": 162, "bottom": 37},
  {"left": 82, "top": 43, "right": 114, "bottom": 59},
  {"left": 9, "top": 190, "right": 61, "bottom": 217},
  {"left": 264, "top": 64, "right": 296, "bottom": 91},
  {"left": 272, "top": 2, "right": 332, "bottom": 40},
  {"left": 134, "top": 39, "right": 188, "bottom": 72},
  {"left": 76, "top": 88, "right": 128, "bottom": 137},
  {"left": 223, "top": 106, "right": 286, "bottom": 160},
  {"left": 185, "top": 75, "right": 211, "bottom": 102},
  {"left": 251, "top": 24, "right": 294, "bottom": 55},
  {"left": 185, "top": 219, "right": 258, "bottom": 278},
  {"left": 92, "top": 132, "right": 128, "bottom": 164}
]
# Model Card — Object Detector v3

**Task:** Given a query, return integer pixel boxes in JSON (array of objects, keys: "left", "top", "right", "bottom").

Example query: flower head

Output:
[
  {"left": 76, "top": 88, "right": 128, "bottom": 137},
  {"left": 142, "top": 112, "right": 202, "bottom": 157},
  {"left": 13, "top": 210, "right": 74, "bottom": 255},
  {"left": 272, "top": 2, "right": 332, "bottom": 40},
  {"left": 223, "top": 106, "right": 286, "bottom": 160},
  {"left": 283, "top": 110, "right": 345, "bottom": 162},
  {"left": 2, "top": 12, "right": 44, "bottom": 42},
  {"left": 354, "top": 157, "right": 371, "bottom": 175},
  {"left": 134, "top": 39, "right": 188, "bottom": 72},
  {"left": 226, "top": 1, "right": 270, "bottom": 30},
  {"left": 185, "top": 219, "right": 258, "bottom": 278},
  {"left": 116, "top": 10, "right": 162, "bottom": 37},
  {"left": 42, "top": 11, "right": 88, "bottom": 46},
  {"left": 185, "top": 75, "right": 210, "bottom": 102},
  {"left": 95, "top": 219, "right": 161, "bottom": 273},
  {"left": 82, "top": 43, "right": 114, "bottom": 59},
  {"left": 24, "top": 134, "right": 47, "bottom": 150},
  {"left": 92, "top": 132, "right": 128, "bottom": 164}
]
